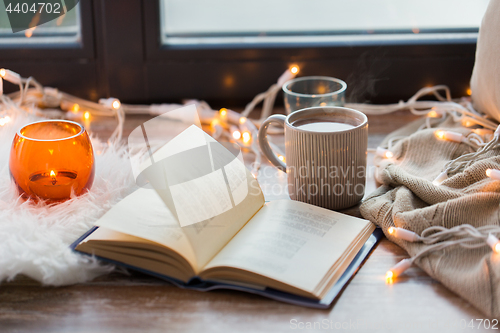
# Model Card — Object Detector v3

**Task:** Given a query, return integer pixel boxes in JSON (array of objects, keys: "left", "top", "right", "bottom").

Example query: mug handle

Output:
[{"left": 258, "top": 114, "right": 287, "bottom": 172}]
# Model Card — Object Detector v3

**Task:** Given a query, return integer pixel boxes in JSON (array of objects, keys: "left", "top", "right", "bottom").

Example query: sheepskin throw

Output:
[{"left": 0, "top": 113, "right": 136, "bottom": 285}]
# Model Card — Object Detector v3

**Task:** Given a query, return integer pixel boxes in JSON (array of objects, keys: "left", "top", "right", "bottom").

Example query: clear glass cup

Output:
[
  {"left": 9, "top": 120, "right": 95, "bottom": 203},
  {"left": 282, "top": 76, "right": 347, "bottom": 113}
]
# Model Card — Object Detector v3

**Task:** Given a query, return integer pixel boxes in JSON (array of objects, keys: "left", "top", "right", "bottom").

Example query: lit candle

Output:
[
  {"left": 9, "top": 120, "right": 95, "bottom": 202},
  {"left": 28, "top": 169, "right": 79, "bottom": 200}
]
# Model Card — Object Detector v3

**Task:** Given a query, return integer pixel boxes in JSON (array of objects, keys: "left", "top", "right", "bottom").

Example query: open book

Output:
[{"left": 73, "top": 125, "right": 378, "bottom": 307}]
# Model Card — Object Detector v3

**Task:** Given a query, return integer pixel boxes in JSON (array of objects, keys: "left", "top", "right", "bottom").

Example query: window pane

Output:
[
  {"left": 0, "top": 2, "right": 81, "bottom": 46},
  {"left": 160, "top": 0, "right": 489, "bottom": 46}
]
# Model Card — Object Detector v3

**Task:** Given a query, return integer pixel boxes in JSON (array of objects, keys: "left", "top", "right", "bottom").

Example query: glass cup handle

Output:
[{"left": 258, "top": 114, "right": 287, "bottom": 172}]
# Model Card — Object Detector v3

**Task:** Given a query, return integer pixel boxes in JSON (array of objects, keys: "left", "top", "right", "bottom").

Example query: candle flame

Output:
[
  {"left": 50, "top": 170, "right": 57, "bottom": 185},
  {"left": 290, "top": 65, "right": 299, "bottom": 74},
  {"left": 84, "top": 112, "right": 90, "bottom": 120}
]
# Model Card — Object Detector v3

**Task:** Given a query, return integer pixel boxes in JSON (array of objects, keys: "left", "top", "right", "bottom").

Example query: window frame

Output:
[
  {"left": 142, "top": 0, "right": 477, "bottom": 105},
  {"left": 0, "top": 0, "right": 479, "bottom": 105},
  {"left": 0, "top": 0, "right": 94, "bottom": 59}
]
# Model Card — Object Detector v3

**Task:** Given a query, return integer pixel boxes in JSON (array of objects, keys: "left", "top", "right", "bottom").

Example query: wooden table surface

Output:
[{"left": 1, "top": 110, "right": 494, "bottom": 333}]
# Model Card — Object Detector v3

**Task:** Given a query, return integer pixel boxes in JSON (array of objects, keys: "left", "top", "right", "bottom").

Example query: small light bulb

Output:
[
  {"left": 486, "top": 169, "right": 500, "bottom": 180},
  {"left": 0, "top": 116, "right": 11, "bottom": 126},
  {"left": 211, "top": 120, "right": 223, "bottom": 139},
  {"left": 376, "top": 147, "right": 394, "bottom": 159},
  {"left": 461, "top": 118, "right": 474, "bottom": 127},
  {"left": 435, "top": 130, "right": 445, "bottom": 140},
  {"left": 99, "top": 97, "right": 120, "bottom": 110},
  {"left": 112, "top": 100, "right": 121, "bottom": 110},
  {"left": 84, "top": 112, "right": 90, "bottom": 120},
  {"left": 428, "top": 110, "right": 439, "bottom": 118},
  {"left": 239, "top": 117, "right": 247, "bottom": 124},
  {"left": 0, "top": 69, "right": 21, "bottom": 84},
  {"left": 242, "top": 131, "right": 251, "bottom": 144},
  {"left": 467, "top": 88, "right": 472, "bottom": 96},
  {"left": 386, "top": 259, "right": 412, "bottom": 281},
  {"left": 486, "top": 234, "right": 500, "bottom": 254},
  {"left": 433, "top": 170, "right": 448, "bottom": 186},
  {"left": 71, "top": 104, "right": 80, "bottom": 113},
  {"left": 434, "top": 130, "right": 464, "bottom": 143},
  {"left": 278, "top": 155, "right": 285, "bottom": 162},
  {"left": 232, "top": 130, "right": 241, "bottom": 140},
  {"left": 278, "top": 66, "right": 300, "bottom": 85},
  {"left": 219, "top": 108, "right": 227, "bottom": 117},
  {"left": 388, "top": 227, "right": 420, "bottom": 242}
]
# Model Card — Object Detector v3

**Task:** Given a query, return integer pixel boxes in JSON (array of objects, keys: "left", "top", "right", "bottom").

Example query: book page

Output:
[
  {"left": 76, "top": 227, "right": 195, "bottom": 282},
  {"left": 93, "top": 188, "right": 198, "bottom": 268},
  {"left": 132, "top": 124, "right": 265, "bottom": 270},
  {"left": 203, "top": 200, "right": 374, "bottom": 293},
  {"left": 93, "top": 124, "right": 265, "bottom": 272}
]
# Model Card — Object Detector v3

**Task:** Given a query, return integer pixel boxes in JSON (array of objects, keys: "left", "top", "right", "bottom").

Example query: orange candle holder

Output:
[{"left": 9, "top": 120, "right": 95, "bottom": 202}]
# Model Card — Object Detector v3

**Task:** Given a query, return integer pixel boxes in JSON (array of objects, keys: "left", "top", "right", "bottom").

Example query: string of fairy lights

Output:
[
  {"left": 2, "top": 66, "right": 500, "bottom": 284},
  {"left": 0, "top": 66, "right": 297, "bottom": 176},
  {"left": 385, "top": 225, "right": 500, "bottom": 283}
]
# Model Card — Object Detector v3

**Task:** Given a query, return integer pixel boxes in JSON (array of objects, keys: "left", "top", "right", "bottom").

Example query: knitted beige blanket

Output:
[{"left": 360, "top": 117, "right": 500, "bottom": 318}]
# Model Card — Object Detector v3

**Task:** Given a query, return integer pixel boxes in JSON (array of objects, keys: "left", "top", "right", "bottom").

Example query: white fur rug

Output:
[{"left": 0, "top": 113, "right": 136, "bottom": 285}]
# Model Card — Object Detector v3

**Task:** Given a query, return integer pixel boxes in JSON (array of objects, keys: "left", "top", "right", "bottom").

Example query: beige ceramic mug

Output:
[{"left": 258, "top": 106, "right": 368, "bottom": 210}]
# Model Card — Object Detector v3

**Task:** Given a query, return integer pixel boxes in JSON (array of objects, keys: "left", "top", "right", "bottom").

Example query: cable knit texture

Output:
[{"left": 360, "top": 117, "right": 500, "bottom": 317}]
